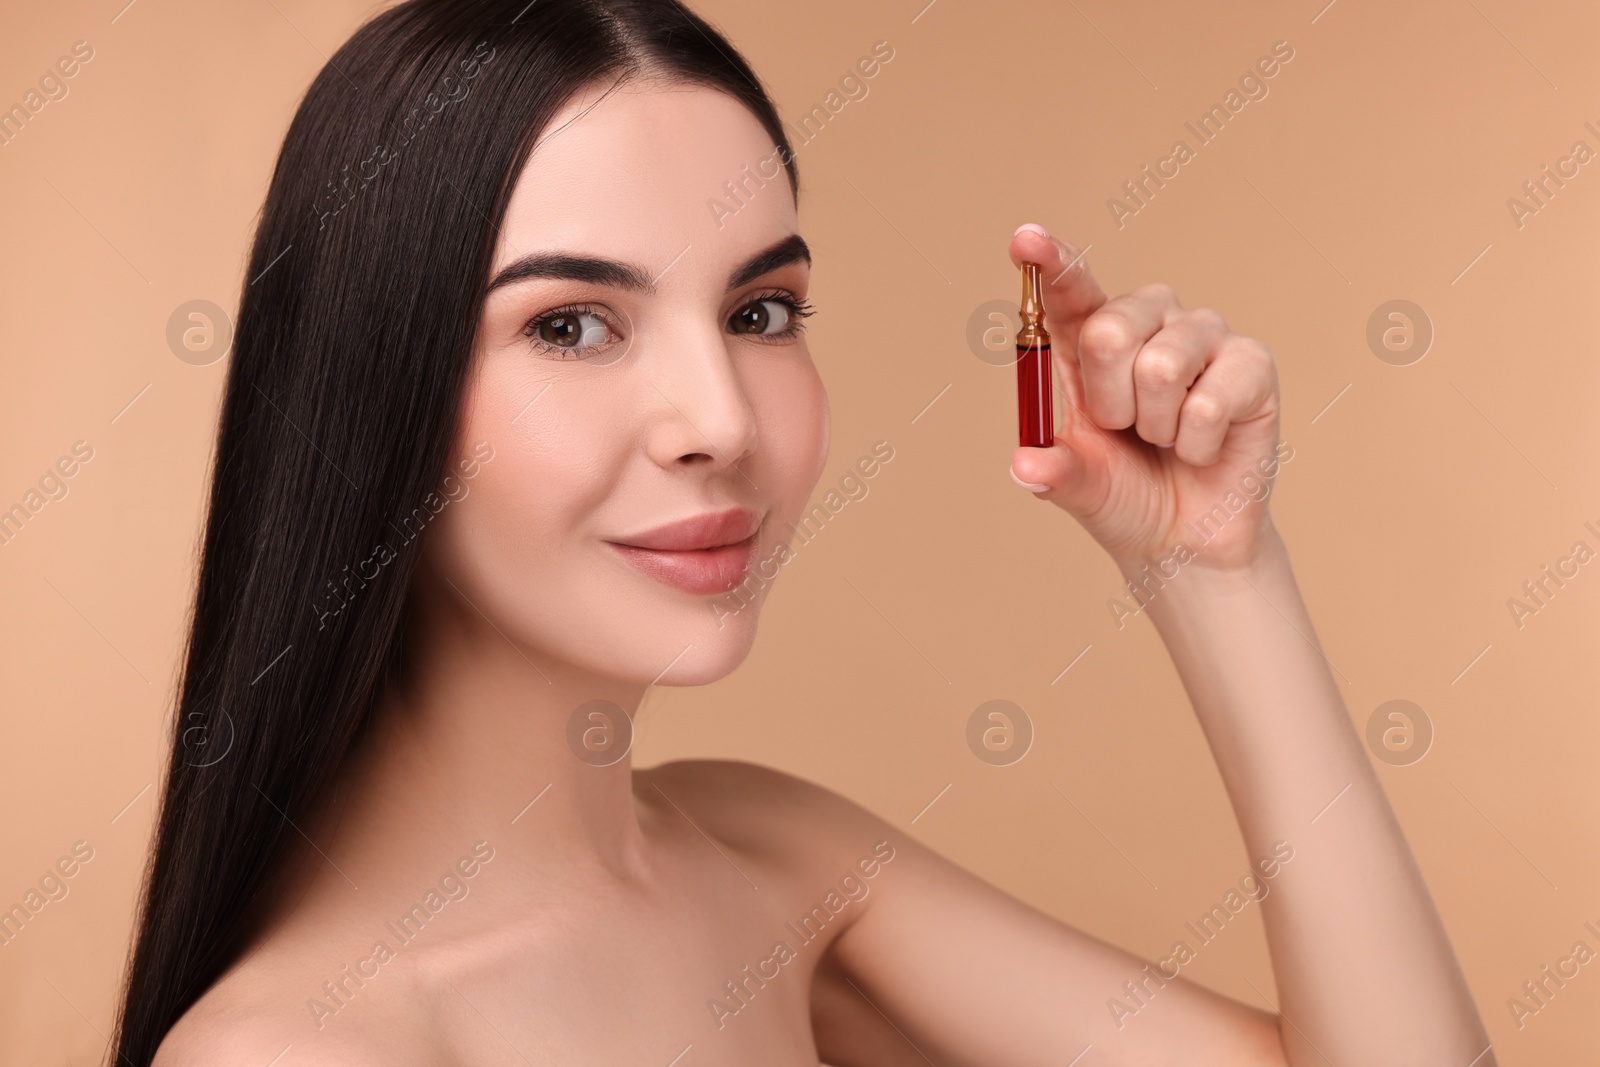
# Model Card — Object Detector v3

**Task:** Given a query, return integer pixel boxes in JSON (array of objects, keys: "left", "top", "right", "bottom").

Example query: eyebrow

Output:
[{"left": 485, "top": 233, "right": 811, "bottom": 296}]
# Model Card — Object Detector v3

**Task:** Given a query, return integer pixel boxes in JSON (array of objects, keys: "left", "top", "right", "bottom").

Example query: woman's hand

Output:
[{"left": 1007, "top": 224, "right": 1284, "bottom": 573}]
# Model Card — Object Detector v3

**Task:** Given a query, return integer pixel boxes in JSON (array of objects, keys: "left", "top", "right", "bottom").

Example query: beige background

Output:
[{"left": 2, "top": 0, "right": 1597, "bottom": 1062}]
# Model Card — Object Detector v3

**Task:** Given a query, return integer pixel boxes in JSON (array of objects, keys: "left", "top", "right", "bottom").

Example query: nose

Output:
[{"left": 643, "top": 326, "right": 759, "bottom": 472}]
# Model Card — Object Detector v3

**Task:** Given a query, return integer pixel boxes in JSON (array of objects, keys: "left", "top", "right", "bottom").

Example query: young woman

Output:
[{"left": 114, "top": 1, "right": 1494, "bottom": 1064}]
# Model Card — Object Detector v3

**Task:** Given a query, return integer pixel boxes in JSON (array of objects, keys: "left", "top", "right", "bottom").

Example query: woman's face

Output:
[{"left": 425, "top": 79, "right": 829, "bottom": 686}]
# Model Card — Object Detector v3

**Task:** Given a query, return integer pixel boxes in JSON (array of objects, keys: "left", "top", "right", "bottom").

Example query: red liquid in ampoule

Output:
[{"left": 1017, "top": 340, "right": 1053, "bottom": 447}]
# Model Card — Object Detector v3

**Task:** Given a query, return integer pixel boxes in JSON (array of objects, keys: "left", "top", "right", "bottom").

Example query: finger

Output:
[
  {"left": 1010, "top": 437, "right": 1112, "bottom": 521},
  {"left": 1051, "top": 333, "right": 1087, "bottom": 429},
  {"left": 1131, "top": 307, "right": 1229, "bottom": 447},
  {"left": 1173, "top": 335, "right": 1279, "bottom": 466},
  {"left": 1008, "top": 224, "right": 1107, "bottom": 339},
  {"left": 1075, "top": 284, "right": 1181, "bottom": 430}
]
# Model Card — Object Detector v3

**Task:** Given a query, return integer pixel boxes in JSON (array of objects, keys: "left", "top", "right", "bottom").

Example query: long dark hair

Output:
[{"left": 112, "top": 2, "right": 799, "bottom": 1061}]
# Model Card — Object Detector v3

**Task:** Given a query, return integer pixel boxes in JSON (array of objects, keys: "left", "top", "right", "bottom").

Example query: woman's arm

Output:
[
  {"left": 1002, "top": 220, "right": 1492, "bottom": 1063},
  {"left": 801, "top": 224, "right": 1491, "bottom": 1065},
  {"left": 1119, "top": 522, "right": 1492, "bottom": 1065}
]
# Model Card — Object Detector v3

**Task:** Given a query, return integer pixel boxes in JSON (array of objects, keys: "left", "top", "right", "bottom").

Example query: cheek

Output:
[
  {"left": 423, "top": 363, "right": 671, "bottom": 676},
  {"left": 439, "top": 362, "right": 623, "bottom": 582},
  {"left": 749, "top": 355, "right": 830, "bottom": 516}
]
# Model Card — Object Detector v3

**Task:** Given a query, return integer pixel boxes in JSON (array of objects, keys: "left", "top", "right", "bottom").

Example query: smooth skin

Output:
[{"left": 155, "top": 76, "right": 1493, "bottom": 1067}]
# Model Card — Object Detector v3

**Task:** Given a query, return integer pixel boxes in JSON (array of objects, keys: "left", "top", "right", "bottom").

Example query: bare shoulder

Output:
[
  {"left": 638, "top": 758, "right": 898, "bottom": 856},
  {"left": 643, "top": 758, "right": 896, "bottom": 831},
  {"left": 154, "top": 998, "right": 374, "bottom": 1067},
  {"left": 154, "top": 1021, "right": 375, "bottom": 1067},
  {"left": 150, "top": 939, "right": 439, "bottom": 1067}
]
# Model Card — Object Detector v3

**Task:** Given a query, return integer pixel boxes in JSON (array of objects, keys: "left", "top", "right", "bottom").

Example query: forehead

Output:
[{"left": 494, "top": 79, "right": 796, "bottom": 274}]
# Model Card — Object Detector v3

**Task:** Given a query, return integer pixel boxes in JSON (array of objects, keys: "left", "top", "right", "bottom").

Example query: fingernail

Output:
[
  {"left": 1010, "top": 466, "right": 1050, "bottom": 492},
  {"left": 1013, "top": 222, "right": 1049, "bottom": 238}
]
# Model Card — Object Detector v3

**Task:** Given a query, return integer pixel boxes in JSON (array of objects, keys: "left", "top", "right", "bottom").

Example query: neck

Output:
[{"left": 286, "top": 561, "right": 657, "bottom": 928}]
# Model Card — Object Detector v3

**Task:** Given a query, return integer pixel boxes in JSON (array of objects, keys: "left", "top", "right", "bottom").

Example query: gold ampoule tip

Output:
[{"left": 1020, "top": 261, "right": 1044, "bottom": 320}]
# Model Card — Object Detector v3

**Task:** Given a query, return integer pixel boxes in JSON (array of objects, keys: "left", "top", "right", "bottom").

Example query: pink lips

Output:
[{"left": 605, "top": 507, "right": 762, "bottom": 595}]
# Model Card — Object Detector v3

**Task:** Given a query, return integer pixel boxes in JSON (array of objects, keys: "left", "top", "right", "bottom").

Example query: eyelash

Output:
[
  {"left": 740, "top": 290, "right": 816, "bottom": 343},
  {"left": 520, "top": 303, "right": 610, "bottom": 360},
  {"left": 521, "top": 290, "right": 815, "bottom": 360}
]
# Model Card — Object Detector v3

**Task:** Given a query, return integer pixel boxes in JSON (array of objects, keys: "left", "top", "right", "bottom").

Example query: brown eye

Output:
[
  {"left": 538, "top": 313, "right": 583, "bottom": 347},
  {"left": 729, "top": 298, "right": 794, "bottom": 336},
  {"left": 524, "top": 307, "right": 615, "bottom": 358}
]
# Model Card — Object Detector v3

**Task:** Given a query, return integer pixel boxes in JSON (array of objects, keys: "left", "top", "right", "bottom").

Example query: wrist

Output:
[{"left": 1111, "top": 520, "right": 1289, "bottom": 603}]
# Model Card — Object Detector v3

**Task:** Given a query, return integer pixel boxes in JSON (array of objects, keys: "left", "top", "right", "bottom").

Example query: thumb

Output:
[{"left": 1009, "top": 431, "right": 1115, "bottom": 521}]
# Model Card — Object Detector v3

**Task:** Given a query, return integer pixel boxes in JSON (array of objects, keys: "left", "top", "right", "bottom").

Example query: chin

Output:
[
  {"left": 506, "top": 561, "right": 774, "bottom": 687},
  {"left": 614, "top": 582, "right": 770, "bottom": 687},
  {"left": 528, "top": 600, "right": 761, "bottom": 687},
  {"left": 640, "top": 624, "right": 760, "bottom": 687}
]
